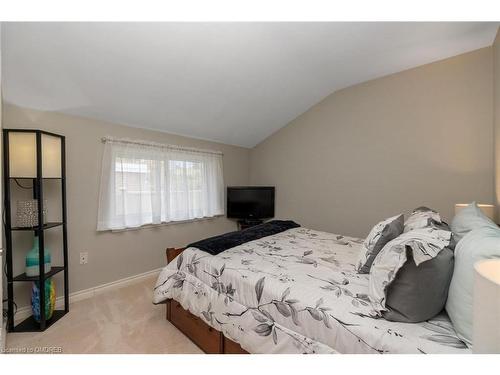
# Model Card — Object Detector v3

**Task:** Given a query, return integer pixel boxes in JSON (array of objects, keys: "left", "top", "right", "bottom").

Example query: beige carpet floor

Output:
[{"left": 6, "top": 274, "right": 203, "bottom": 354}]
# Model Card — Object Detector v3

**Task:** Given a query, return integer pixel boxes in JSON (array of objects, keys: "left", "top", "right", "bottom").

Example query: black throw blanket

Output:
[{"left": 187, "top": 220, "right": 300, "bottom": 255}]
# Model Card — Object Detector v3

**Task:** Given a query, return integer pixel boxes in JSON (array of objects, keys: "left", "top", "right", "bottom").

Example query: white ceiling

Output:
[{"left": 2, "top": 22, "right": 498, "bottom": 147}]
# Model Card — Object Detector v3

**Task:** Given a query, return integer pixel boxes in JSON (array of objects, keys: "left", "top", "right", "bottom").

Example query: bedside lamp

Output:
[
  {"left": 455, "top": 203, "right": 495, "bottom": 221},
  {"left": 473, "top": 259, "right": 500, "bottom": 353}
]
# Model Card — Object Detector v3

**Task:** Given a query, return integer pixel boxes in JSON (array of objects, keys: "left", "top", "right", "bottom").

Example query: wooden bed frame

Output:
[{"left": 165, "top": 247, "right": 249, "bottom": 354}]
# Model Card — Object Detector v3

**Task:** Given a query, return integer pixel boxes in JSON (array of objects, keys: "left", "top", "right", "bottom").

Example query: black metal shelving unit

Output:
[{"left": 3, "top": 129, "right": 69, "bottom": 332}]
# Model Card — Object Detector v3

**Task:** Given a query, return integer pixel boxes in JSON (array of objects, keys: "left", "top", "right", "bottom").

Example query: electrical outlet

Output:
[{"left": 80, "top": 252, "right": 88, "bottom": 265}]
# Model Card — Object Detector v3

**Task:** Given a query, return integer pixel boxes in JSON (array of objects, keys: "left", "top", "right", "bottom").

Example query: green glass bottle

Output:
[{"left": 25, "top": 235, "right": 51, "bottom": 277}]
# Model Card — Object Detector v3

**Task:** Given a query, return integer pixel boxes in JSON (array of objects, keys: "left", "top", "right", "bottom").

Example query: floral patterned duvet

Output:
[{"left": 153, "top": 227, "right": 469, "bottom": 354}]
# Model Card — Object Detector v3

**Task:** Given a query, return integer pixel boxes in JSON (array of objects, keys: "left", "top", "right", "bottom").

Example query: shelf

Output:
[
  {"left": 14, "top": 310, "right": 67, "bottom": 333},
  {"left": 11, "top": 222, "right": 63, "bottom": 231},
  {"left": 9, "top": 177, "right": 63, "bottom": 180},
  {"left": 4, "top": 128, "right": 69, "bottom": 333},
  {"left": 12, "top": 266, "right": 65, "bottom": 282}
]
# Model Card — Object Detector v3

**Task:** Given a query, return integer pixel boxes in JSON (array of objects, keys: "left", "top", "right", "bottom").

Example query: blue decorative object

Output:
[
  {"left": 31, "top": 278, "right": 56, "bottom": 322},
  {"left": 25, "top": 235, "right": 51, "bottom": 277}
]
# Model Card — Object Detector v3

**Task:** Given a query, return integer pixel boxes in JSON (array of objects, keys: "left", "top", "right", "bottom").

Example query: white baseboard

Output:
[{"left": 14, "top": 267, "right": 162, "bottom": 324}]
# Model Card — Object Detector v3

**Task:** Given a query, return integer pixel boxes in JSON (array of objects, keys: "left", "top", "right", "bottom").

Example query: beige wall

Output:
[
  {"left": 494, "top": 29, "right": 500, "bottom": 220},
  {"left": 2, "top": 104, "right": 250, "bottom": 302},
  {"left": 250, "top": 47, "right": 494, "bottom": 238}
]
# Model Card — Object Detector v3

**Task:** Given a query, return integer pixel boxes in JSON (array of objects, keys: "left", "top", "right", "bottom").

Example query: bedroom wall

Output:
[
  {"left": 494, "top": 28, "right": 500, "bottom": 221},
  {"left": 2, "top": 104, "right": 250, "bottom": 303},
  {"left": 250, "top": 47, "right": 494, "bottom": 238}
]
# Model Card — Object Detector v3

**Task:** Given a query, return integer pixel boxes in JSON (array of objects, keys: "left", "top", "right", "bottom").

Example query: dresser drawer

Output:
[{"left": 169, "top": 300, "right": 222, "bottom": 354}]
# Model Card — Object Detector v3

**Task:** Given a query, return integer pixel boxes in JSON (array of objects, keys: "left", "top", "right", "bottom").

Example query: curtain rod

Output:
[{"left": 101, "top": 136, "right": 223, "bottom": 156}]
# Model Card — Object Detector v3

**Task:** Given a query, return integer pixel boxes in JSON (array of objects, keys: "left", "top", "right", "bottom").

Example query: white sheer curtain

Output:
[{"left": 97, "top": 137, "right": 224, "bottom": 231}]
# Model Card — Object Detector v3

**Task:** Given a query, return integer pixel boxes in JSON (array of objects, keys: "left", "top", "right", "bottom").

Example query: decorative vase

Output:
[
  {"left": 25, "top": 235, "right": 51, "bottom": 277},
  {"left": 31, "top": 278, "right": 56, "bottom": 322}
]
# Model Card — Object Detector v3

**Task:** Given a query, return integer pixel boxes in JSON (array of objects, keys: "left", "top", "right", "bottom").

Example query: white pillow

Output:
[
  {"left": 446, "top": 226, "right": 500, "bottom": 347},
  {"left": 450, "top": 202, "right": 497, "bottom": 243}
]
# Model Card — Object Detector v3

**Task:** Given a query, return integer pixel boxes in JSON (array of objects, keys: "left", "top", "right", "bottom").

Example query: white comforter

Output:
[{"left": 153, "top": 227, "right": 469, "bottom": 354}]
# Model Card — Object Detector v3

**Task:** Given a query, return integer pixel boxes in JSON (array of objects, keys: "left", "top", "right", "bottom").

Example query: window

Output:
[{"left": 97, "top": 137, "right": 224, "bottom": 231}]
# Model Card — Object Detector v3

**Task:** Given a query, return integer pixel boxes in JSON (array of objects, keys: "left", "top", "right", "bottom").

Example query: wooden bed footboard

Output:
[
  {"left": 166, "top": 247, "right": 186, "bottom": 264},
  {"left": 165, "top": 247, "right": 249, "bottom": 354}
]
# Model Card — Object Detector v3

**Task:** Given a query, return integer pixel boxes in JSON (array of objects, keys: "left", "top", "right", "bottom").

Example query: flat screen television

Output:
[{"left": 227, "top": 186, "right": 275, "bottom": 219}]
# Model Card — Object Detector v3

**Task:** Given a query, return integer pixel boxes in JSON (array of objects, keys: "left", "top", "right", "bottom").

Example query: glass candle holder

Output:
[{"left": 16, "top": 199, "right": 48, "bottom": 227}]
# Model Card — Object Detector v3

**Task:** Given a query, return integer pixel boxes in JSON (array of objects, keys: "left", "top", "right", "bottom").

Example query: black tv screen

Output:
[{"left": 227, "top": 186, "right": 275, "bottom": 219}]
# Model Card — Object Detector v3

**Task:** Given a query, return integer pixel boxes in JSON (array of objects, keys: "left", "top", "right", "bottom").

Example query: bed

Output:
[{"left": 153, "top": 226, "right": 469, "bottom": 354}]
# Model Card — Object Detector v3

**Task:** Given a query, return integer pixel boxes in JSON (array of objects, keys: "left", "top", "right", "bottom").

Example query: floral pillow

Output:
[
  {"left": 356, "top": 214, "right": 404, "bottom": 274},
  {"left": 404, "top": 206, "right": 442, "bottom": 232},
  {"left": 368, "top": 227, "right": 452, "bottom": 318}
]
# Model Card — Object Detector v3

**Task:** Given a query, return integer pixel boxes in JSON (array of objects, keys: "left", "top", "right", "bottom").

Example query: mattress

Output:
[{"left": 153, "top": 227, "right": 470, "bottom": 354}]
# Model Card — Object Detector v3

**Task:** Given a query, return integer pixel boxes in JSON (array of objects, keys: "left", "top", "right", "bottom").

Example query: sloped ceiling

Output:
[{"left": 1, "top": 22, "right": 498, "bottom": 147}]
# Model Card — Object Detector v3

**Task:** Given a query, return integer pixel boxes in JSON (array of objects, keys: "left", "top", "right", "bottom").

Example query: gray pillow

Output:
[
  {"left": 383, "top": 247, "right": 454, "bottom": 323},
  {"left": 356, "top": 214, "right": 404, "bottom": 273}
]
